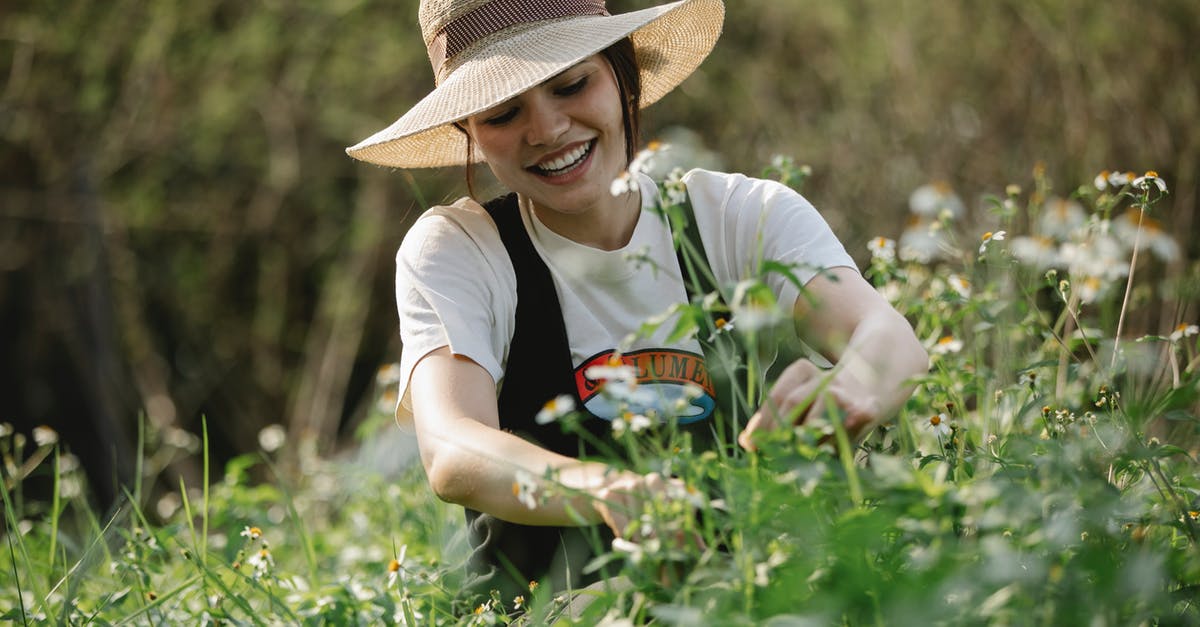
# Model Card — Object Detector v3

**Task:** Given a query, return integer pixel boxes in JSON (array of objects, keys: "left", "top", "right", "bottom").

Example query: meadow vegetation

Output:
[
  {"left": 3, "top": 0, "right": 1199, "bottom": 624},
  {"left": 4, "top": 157, "right": 1199, "bottom": 624}
]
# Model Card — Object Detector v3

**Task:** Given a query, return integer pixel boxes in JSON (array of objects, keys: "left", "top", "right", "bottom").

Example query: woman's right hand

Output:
[
  {"left": 411, "top": 347, "right": 705, "bottom": 547},
  {"left": 592, "top": 471, "right": 705, "bottom": 551},
  {"left": 592, "top": 471, "right": 667, "bottom": 537}
]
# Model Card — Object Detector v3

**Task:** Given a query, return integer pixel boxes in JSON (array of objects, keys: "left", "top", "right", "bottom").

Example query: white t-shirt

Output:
[{"left": 394, "top": 169, "right": 856, "bottom": 423}]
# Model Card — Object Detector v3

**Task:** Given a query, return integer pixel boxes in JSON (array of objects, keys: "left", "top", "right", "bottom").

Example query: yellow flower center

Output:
[
  {"left": 930, "top": 415, "right": 942, "bottom": 426},
  {"left": 981, "top": 231, "right": 993, "bottom": 241},
  {"left": 388, "top": 559, "right": 401, "bottom": 573},
  {"left": 937, "top": 336, "right": 956, "bottom": 346},
  {"left": 1145, "top": 170, "right": 1158, "bottom": 178}
]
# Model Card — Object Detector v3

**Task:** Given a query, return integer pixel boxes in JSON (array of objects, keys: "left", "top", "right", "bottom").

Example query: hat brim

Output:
[{"left": 346, "top": 0, "right": 725, "bottom": 169}]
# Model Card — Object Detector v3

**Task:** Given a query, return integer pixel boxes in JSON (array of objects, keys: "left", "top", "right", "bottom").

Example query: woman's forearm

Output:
[
  {"left": 419, "top": 415, "right": 629, "bottom": 526},
  {"left": 409, "top": 348, "right": 640, "bottom": 527}
]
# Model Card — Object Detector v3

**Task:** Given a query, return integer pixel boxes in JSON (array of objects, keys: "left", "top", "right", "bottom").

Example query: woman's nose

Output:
[{"left": 523, "top": 97, "right": 569, "bottom": 147}]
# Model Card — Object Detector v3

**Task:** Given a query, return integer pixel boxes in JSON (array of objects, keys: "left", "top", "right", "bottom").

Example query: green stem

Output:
[
  {"left": 47, "top": 448, "right": 60, "bottom": 586},
  {"left": 829, "top": 393, "right": 863, "bottom": 505},
  {"left": 1111, "top": 205, "right": 1145, "bottom": 373},
  {"left": 201, "top": 416, "right": 210, "bottom": 565}
]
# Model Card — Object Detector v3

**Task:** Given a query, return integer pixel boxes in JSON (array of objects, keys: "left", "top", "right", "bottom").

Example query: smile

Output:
[{"left": 529, "top": 140, "right": 595, "bottom": 176}]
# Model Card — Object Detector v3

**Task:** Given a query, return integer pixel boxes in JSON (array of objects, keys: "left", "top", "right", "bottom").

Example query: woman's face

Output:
[{"left": 466, "top": 55, "right": 629, "bottom": 221}]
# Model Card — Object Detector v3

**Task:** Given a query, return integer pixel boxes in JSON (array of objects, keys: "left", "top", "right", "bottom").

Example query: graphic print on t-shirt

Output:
[{"left": 574, "top": 348, "right": 716, "bottom": 424}]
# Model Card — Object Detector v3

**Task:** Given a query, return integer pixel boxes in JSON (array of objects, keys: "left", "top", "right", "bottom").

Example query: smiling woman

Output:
[
  {"left": 344, "top": 0, "right": 926, "bottom": 606},
  {"left": 465, "top": 55, "right": 638, "bottom": 249}
]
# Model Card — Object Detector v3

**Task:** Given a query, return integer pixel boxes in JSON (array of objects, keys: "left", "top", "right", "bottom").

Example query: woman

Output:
[{"left": 346, "top": 0, "right": 927, "bottom": 600}]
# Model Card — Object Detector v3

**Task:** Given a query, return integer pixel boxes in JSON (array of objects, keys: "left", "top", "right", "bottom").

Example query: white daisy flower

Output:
[
  {"left": 1011, "top": 235, "right": 1061, "bottom": 270},
  {"left": 899, "top": 217, "right": 953, "bottom": 263},
  {"left": 32, "top": 426, "right": 58, "bottom": 447},
  {"left": 628, "top": 413, "right": 653, "bottom": 433},
  {"left": 535, "top": 394, "right": 576, "bottom": 425},
  {"left": 1111, "top": 210, "right": 1180, "bottom": 263},
  {"left": 512, "top": 470, "right": 539, "bottom": 510},
  {"left": 1037, "top": 198, "right": 1087, "bottom": 240},
  {"left": 1169, "top": 323, "right": 1199, "bottom": 343},
  {"left": 610, "top": 171, "right": 634, "bottom": 197},
  {"left": 257, "top": 424, "right": 287, "bottom": 453},
  {"left": 931, "top": 336, "right": 963, "bottom": 355},
  {"left": 1132, "top": 171, "right": 1167, "bottom": 193},
  {"left": 584, "top": 361, "right": 637, "bottom": 384},
  {"left": 867, "top": 236, "right": 897, "bottom": 262},
  {"left": 1107, "top": 171, "right": 1134, "bottom": 187},
  {"left": 927, "top": 413, "right": 952, "bottom": 438},
  {"left": 909, "top": 182, "right": 966, "bottom": 218},
  {"left": 947, "top": 274, "right": 971, "bottom": 299},
  {"left": 979, "top": 230, "right": 1006, "bottom": 254}
]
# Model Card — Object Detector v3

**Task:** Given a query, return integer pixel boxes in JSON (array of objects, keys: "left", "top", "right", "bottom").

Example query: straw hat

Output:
[{"left": 346, "top": 0, "right": 725, "bottom": 169}]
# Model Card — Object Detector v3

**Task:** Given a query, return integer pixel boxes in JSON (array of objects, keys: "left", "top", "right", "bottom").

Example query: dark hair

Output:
[
  {"left": 457, "top": 37, "right": 643, "bottom": 199},
  {"left": 602, "top": 36, "right": 642, "bottom": 165}
]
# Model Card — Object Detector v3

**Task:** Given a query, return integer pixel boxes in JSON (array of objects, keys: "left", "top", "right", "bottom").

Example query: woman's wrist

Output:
[{"left": 553, "top": 463, "right": 640, "bottom": 527}]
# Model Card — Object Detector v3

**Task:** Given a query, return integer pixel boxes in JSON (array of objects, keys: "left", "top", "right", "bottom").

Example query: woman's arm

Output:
[
  {"left": 738, "top": 266, "right": 928, "bottom": 450},
  {"left": 410, "top": 347, "right": 661, "bottom": 533}
]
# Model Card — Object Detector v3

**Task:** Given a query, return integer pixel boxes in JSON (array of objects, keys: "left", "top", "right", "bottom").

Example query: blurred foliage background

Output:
[{"left": 2, "top": 0, "right": 1197, "bottom": 506}]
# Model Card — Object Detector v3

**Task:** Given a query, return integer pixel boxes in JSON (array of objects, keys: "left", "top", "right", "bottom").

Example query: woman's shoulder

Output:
[
  {"left": 399, "top": 196, "right": 504, "bottom": 255},
  {"left": 396, "top": 195, "right": 512, "bottom": 279}
]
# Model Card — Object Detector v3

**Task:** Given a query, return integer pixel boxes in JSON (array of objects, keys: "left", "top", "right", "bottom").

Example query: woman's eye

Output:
[
  {"left": 483, "top": 108, "right": 518, "bottom": 126},
  {"left": 555, "top": 76, "right": 589, "bottom": 96}
]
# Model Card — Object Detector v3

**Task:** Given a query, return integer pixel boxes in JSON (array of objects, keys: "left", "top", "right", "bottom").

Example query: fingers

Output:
[
  {"left": 595, "top": 473, "right": 704, "bottom": 543},
  {"left": 840, "top": 396, "right": 883, "bottom": 440},
  {"left": 768, "top": 360, "right": 825, "bottom": 423},
  {"left": 740, "top": 359, "right": 889, "bottom": 450},
  {"left": 740, "top": 360, "right": 824, "bottom": 450}
]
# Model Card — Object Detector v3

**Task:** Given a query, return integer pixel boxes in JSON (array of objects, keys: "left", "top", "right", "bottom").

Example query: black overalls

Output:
[{"left": 466, "top": 192, "right": 723, "bottom": 599}]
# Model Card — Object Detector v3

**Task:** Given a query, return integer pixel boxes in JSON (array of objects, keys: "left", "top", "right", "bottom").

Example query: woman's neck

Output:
[{"left": 529, "top": 188, "right": 642, "bottom": 251}]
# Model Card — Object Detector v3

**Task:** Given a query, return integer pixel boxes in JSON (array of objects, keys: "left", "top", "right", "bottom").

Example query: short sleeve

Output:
[
  {"left": 394, "top": 199, "right": 516, "bottom": 412},
  {"left": 682, "top": 169, "right": 857, "bottom": 310}
]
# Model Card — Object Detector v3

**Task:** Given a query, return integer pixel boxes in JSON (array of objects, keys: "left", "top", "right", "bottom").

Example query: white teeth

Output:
[{"left": 535, "top": 142, "right": 591, "bottom": 174}]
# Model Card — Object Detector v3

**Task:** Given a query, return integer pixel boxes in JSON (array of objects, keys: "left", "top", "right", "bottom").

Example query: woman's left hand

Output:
[
  {"left": 737, "top": 358, "right": 882, "bottom": 451},
  {"left": 736, "top": 267, "right": 928, "bottom": 452}
]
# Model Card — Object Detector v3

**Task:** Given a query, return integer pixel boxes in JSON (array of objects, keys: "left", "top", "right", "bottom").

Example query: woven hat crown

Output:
[{"left": 420, "top": 0, "right": 489, "bottom": 46}]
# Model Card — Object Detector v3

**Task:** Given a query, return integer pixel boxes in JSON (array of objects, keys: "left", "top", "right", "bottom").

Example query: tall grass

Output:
[{"left": 2, "top": 159, "right": 1197, "bottom": 624}]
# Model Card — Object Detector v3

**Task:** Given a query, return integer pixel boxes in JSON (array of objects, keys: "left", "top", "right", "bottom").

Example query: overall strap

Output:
[
  {"left": 482, "top": 193, "right": 584, "bottom": 455},
  {"left": 664, "top": 191, "right": 727, "bottom": 328},
  {"left": 466, "top": 193, "right": 611, "bottom": 599}
]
